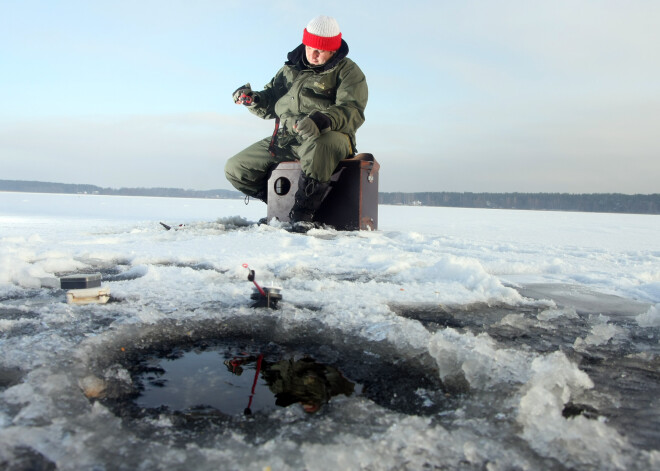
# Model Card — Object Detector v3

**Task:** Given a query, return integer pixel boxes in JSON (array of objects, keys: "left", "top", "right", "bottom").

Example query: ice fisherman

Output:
[{"left": 224, "top": 15, "right": 368, "bottom": 224}]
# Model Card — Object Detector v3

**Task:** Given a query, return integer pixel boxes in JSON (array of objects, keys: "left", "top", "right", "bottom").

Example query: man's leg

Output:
[
  {"left": 294, "top": 131, "right": 353, "bottom": 183},
  {"left": 224, "top": 138, "right": 290, "bottom": 200},
  {"left": 289, "top": 131, "right": 353, "bottom": 222}
]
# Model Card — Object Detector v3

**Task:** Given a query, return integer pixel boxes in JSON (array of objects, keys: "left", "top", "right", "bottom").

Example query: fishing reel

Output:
[
  {"left": 237, "top": 93, "right": 254, "bottom": 106},
  {"left": 242, "top": 264, "right": 282, "bottom": 309}
]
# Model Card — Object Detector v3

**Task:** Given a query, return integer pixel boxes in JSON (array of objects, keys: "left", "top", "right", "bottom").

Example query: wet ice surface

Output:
[{"left": 1, "top": 192, "right": 659, "bottom": 470}]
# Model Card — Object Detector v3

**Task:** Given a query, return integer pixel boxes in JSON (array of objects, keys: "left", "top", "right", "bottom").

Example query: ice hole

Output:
[{"left": 87, "top": 318, "right": 448, "bottom": 432}]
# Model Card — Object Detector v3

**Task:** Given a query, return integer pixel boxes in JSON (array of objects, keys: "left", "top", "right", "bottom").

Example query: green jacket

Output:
[{"left": 249, "top": 41, "right": 368, "bottom": 152}]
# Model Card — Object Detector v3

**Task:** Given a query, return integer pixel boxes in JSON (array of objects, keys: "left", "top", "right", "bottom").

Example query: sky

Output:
[{"left": 1, "top": 0, "right": 659, "bottom": 194}]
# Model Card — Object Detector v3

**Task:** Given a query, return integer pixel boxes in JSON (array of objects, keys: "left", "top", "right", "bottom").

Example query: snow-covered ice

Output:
[{"left": 1, "top": 191, "right": 659, "bottom": 470}]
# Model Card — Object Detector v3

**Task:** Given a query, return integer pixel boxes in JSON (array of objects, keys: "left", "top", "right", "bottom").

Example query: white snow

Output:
[{"left": 1, "top": 191, "right": 659, "bottom": 470}]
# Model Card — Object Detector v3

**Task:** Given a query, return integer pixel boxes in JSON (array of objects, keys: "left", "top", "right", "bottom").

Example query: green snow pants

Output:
[{"left": 224, "top": 131, "right": 353, "bottom": 198}]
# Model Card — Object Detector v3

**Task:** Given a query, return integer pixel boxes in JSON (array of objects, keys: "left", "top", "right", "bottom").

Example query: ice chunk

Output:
[
  {"left": 428, "top": 328, "right": 532, "bottom": 389},
  {"left": 537, "top": 307, "right": 579, "bottom": 321},
  {"left": 516, "top": 352, "right": 640, "bottom": 468},
  {"left": 574, "top": 316, "right": 623, "bottom": 350},
  {"left": 636, "top": 303, "right": 660, "bottom": 327}
]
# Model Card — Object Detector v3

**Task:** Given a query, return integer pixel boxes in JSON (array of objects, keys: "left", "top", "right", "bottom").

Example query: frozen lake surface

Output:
[{"left": 1, "top": 192, "right": 659, "bottom": 470}]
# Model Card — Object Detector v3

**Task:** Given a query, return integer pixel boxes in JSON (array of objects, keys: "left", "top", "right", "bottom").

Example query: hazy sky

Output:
[{"left": 1, "top": 0, "right": 659, "bottom": 193}]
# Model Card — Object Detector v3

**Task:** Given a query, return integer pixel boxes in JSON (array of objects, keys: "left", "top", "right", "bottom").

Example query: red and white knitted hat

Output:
[{"left": 302, "top": 15, "right": 342, "bottom": 51}]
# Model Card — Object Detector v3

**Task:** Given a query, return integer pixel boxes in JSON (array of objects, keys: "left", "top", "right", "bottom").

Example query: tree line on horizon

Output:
[
  {"left": 378, "top": 191, "right": 660, "bottom": 214},
  {"left": 1, "top": 179, "right": 658, "bottom": 215},
  {"left": 0, "top": 179, "right": 240, "bottom": 200}
]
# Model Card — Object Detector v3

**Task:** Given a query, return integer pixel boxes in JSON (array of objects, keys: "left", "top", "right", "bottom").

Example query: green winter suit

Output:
[{"left": 224, "top": 40, "right": 368, "bottom": 199}]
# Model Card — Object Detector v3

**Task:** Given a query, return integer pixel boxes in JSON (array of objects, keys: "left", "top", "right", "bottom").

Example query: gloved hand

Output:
[
  {"left": 294, "top": 111, "right": 331, "bottom": 139},
  {"left": 233, "top": 83, "right": 258, "bottom": 106}
]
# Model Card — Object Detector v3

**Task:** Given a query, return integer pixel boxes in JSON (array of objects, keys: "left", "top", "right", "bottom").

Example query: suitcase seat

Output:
[{"left": 266, "top": 153, "right": 379, "bottom": 230}]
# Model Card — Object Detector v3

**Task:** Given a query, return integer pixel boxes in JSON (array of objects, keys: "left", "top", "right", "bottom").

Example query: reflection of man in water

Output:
[
  {"left": 224, "top": 355, "right": 354, "bottom": 413},
  {"left": 264, "top": 357, "right": 355, "bottom": 413}
]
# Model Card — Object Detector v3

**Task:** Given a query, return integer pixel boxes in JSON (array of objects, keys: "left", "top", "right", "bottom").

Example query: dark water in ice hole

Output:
[
  {"left": 112, "top": 330, "right": 448, "bottom": 427},
  {"left": 135, "top": 346, "right": 360, "bottom": 416}
]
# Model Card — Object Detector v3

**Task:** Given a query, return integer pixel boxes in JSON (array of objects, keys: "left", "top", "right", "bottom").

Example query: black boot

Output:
[{"left": 289, "top": 173, "right": 330, "bottom": 223}]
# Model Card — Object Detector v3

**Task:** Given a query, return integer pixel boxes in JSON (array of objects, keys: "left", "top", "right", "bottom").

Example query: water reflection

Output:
[
  {"left": 225, "top": 354, "right": 355, "bottom": 414},
  {"left": 136, "top": 347, "right": 355, "bottom": 416}
]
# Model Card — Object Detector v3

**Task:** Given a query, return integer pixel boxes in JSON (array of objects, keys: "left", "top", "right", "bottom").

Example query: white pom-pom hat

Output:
[{"left": 302, "top": 15, "right": 342, "bottom": 51}]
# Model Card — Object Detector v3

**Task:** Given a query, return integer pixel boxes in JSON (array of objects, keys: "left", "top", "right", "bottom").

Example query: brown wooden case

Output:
[{"left": 266, "top": 153, "right": 379, "bottom": 230}]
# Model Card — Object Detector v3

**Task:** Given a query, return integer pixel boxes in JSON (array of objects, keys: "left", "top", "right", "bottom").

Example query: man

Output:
[{"left": 224, "top": 15, "right": 368, "bottom": 224}]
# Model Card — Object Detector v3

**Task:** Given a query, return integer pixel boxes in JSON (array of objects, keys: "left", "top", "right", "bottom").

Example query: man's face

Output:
[{"left": 305, "top": 46, "right": 336, "bottom": 65}]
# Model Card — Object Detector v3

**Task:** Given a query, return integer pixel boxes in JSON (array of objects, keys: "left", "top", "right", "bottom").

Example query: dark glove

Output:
[
  {"left": 233, "top": 83, "right": 258, "bottom": 106},
  {"left": 294, "top": 112, "right": 331, "bottom": 139}
]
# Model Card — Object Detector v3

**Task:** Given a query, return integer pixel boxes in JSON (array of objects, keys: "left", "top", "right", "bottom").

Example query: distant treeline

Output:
[
  {"left": 379, "top": 192, "right": 660, "bottom": 214},
  {"left": 2, "top": 180, "right": 658, "bottom": 214},
  {"left": 0, "top": 180, "right": 243, "bottom": 200}
]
